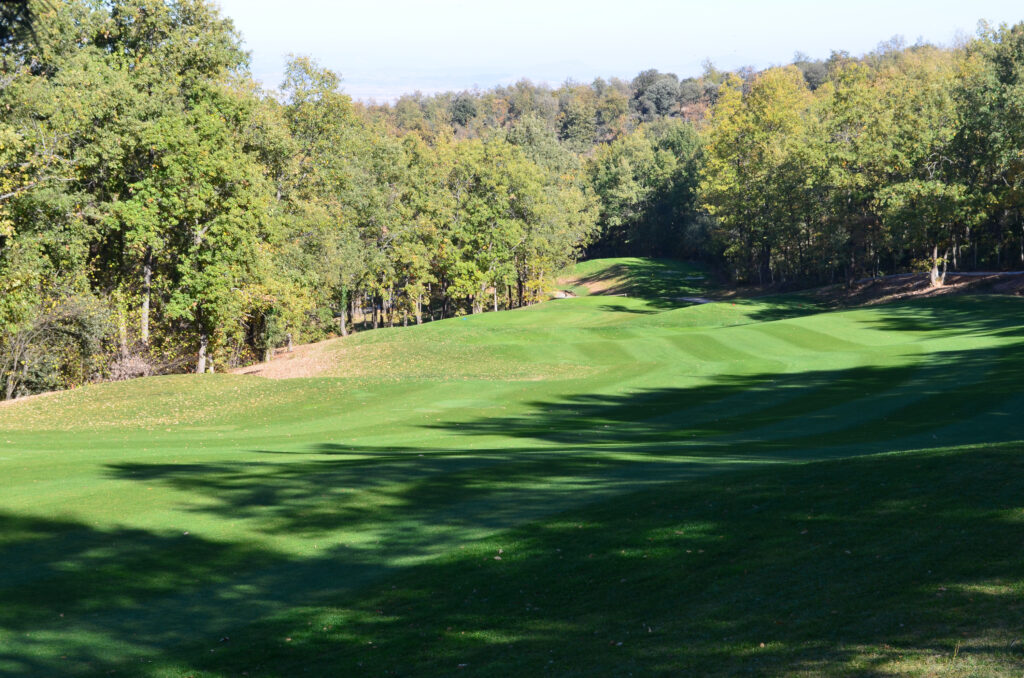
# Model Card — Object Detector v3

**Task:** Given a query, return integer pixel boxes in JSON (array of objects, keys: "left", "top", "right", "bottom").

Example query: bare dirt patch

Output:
[
  {"left": 233, "top": 338, "right": 341, "bottom": 379},
  {"left": 825, "top": 272, "right": 1024, "bottom": 307},
  {"left": 706, "top": 271, "right": 1024, "bottom": 308},
  {"left": 232, "top": 333, "right": 582, "bottom": 383},
  {"left": 556, "top": 272, "right": 630, "bottom": 296}
]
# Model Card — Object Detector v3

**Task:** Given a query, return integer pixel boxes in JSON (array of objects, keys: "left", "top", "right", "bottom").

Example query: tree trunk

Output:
[
  {"left": 286, "top": 332, "right": 293, "bottom": 352},
  {"left": 493, "top": 286, "right": 498, "bottom": 312},
  {"left": 13, "top": 359, "right": 28, "bottom": 398},
  {"left": 473, "top": 282, "right": 487, "bottom": 314},
  {"left": 929, "top": 245, "right": 948, "bottom": 287},
  {"left": 415, "top": 297, "right": 422, "bottom": 325},
  {"left": 517, "top": 277, "right": 525, "bottom": 308},
  {"left": 117, "top": 304, "right": 128, "bottom": 358},
  {"left": 338, "top": 287, "right": 349, "bottom": 337},
  {"left": 141, "top": 248, "right": 152, "bottom": 346},
  {"left": 196, "top": 332, "right": 208, "bottom": 374}
]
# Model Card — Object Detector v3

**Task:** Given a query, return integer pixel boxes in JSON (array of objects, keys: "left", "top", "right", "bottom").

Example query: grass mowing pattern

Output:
[{"left": 1, "top": 258, "right": 1022, "bottom": 676}]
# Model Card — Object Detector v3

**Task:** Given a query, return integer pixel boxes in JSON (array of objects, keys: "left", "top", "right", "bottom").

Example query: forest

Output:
[{"left": 1, "top": 0, "right": 1023, "bottom": 398}]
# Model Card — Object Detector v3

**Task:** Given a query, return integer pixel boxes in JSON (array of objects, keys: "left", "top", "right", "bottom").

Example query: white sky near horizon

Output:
[{"left": 213, "top": 0, "right": 1024, "bottom": 102}]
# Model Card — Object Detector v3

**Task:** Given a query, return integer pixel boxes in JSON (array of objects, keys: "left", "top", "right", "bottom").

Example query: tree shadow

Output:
[
  {"left": 10, "top": 444, "right": 1024, "bottom": 676},
  {"left": 429, "top": 343, "right": 1024, "bottom": 459},
  {"left": 2, "top": 453, "right": 742, "bottom": 675},
  {"left": 106, "top": 447, "right": 734, "bottom": 540},
  {"left": 728, "top": 295, "right": 831, "bottom": 323},
  {"left": 0, "top": 512, "right": 295, "bottom": 675},
  {"left": 859, "top": 296, "right": 1024, "bottom": 338},
  {"left": 573, "top": 259, "right": 713, "bottom": 309},
  {"left": 101, "top": 339, "right": 1024, "bottom": 546},
  {"left": 146, "top": 445, "right": 1024, "bottom": 676},
  {"left": 596, "top": 304, "right": 660, "bottom": 315},
  {"left": 739, "top": 291, "right": 1024, "bottom": 334},
  {"left": 3, "top": 335, "right": 1023, "bottom": 674}
]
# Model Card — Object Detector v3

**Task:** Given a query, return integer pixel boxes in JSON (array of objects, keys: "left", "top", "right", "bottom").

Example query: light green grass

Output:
[{"left": 1, "top": 258, "right": 1022, "bottom": 676}]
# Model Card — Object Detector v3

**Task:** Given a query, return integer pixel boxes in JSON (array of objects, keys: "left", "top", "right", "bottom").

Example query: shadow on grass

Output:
[
  {"left": 596, "top": 304, "right": 660, "bottom": 315},
  {"left": 0, "top": 513, "right": 293, "bottom": 675},
  {"left": 432, "top": 342, "right": 1024, "bottom": 458},
  {"left": 30, "top": 444, "right": 1022, "bottom": 676},
  {"left": 860, "top": 296, "right": 1024, "bottom": 338},
  {"left": 730, "top": 295, "right": 832, "bottom": 323},
  {"left": 738, "top": 291, "right": 1024, "bottom": 333},
  {"left": 99, "top": 342, "right": 1024, "bottom": 543},
  {"left": 573, "top": 259, "right": 711, "bottom": 309},
  {"left": 203, "top": 443, "right": 1024, "bottom": 677},
  {"left": 725, "top": 283, "right": 1024, "bottom": 331},
  {"left": 2, "top": 334, "right": 1023, "bottom": 675}
]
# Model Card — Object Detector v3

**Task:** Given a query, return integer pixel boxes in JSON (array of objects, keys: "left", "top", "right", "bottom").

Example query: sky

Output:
[{"left": 213, "top": 0, "right": 1024, "bottom": 102}]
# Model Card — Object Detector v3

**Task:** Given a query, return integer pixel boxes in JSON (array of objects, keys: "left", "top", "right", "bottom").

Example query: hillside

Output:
[{"left": 1, "top": 258, "right": 1023, "bottom": 677}]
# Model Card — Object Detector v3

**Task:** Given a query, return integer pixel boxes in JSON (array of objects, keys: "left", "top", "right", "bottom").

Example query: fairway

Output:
[{"left": 2, "top": 258, "right": 1023, "bottom": 676}]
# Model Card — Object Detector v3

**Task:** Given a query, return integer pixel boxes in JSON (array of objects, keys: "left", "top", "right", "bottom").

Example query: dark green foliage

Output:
[
  {"left": 631, "top": 68, "right": 681, "bottom": 118},
  {"left": 557, "top": 96, "right": 596, "bottom": 149},
  {"left": 0, "top": 289, "right": 110, "bottom": 399},
  {"left": 586, "top": 120, "right": 703, "bottom": 258},
  {"left": 3, "top": 3, "right": 1024, "bottom": 397},
  {"left": 0, "top": 0, "right": 36, "bottom": 54},
  {"left": 449, "top": 93, "right": 478, "bottom": 127},
  {"left": 701, "top": 32, "right": 1024, "bottom": 285},
  {"left": 0, "top": 1, "right": 599, "bottom": 394},
  {"left": 793, "top": 51, "right": 830, "bottom": 89},
  {"left": 678, "top": 77, "right": 704, "bottom": 105}
]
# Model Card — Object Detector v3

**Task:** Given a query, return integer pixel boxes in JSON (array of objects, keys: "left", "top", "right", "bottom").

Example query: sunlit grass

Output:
[{"left": 1, "top": 258, "right": 1022, "bottom": 676}]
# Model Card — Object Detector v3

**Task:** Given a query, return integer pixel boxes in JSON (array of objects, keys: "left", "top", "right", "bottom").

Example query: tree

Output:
[
  {"left": 954, "top": 22, "right": 1024, "bottom": 269},
  {"left": 793, "top": 52, "right": 830, "bottom": 90},
  {"left": 450, "top": 93, "right": 478, "bottom": 127},
  {"left": 700, "top": 68, "right": 820, "bottom": 283},
  {"left": 632, "top": 69, "right": 680, "bottom": 118}
]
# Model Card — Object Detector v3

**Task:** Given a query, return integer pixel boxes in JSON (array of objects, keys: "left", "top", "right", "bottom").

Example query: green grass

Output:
[{"left": 1, "top": 258, "right": 1023, "bottom": 676}]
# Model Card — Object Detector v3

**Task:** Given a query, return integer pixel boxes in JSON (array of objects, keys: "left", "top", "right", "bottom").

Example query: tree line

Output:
[
  {"left": 701, "top": 31, "right": 1024, "bottom": 287},
  {"left": 0, "top": 0, "right": 597, "bottom": 396},
  {"left": 1, "top": 0, "right": 1022, "bottom": 398}
]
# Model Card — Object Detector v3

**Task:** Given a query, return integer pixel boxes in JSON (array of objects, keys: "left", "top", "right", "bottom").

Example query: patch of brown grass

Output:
[
  {"left": 233, "top": 338, "right": 340, "bottom": 379},
  {"left": 556, "top": 273, "right": 631, "bottom": 296}
]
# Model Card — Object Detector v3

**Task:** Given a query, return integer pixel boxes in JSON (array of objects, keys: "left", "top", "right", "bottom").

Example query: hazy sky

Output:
[{"left": 213, "top": 0, "right": 1023, "bottom": 102}]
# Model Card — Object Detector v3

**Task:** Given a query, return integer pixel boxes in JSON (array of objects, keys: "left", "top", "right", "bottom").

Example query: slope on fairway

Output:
[{"left": 0, "top": 258, "right": 1022, "bottom": 677}]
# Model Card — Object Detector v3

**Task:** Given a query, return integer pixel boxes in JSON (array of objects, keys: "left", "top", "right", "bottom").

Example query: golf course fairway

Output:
[{"left": 1, "top": 258, "right": 1022, "bottom": 676}]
